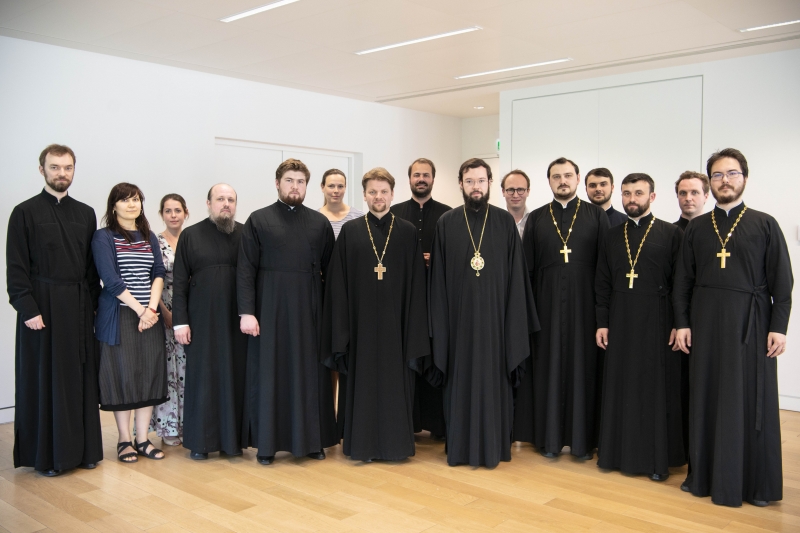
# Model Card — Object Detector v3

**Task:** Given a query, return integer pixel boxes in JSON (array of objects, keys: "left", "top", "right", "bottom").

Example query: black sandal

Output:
[
  {"left": 117, "top": 441, "right": 138, "bottom": 463},
  {"left": 135, "top": 439, "right": 165, "bottom": 460}
]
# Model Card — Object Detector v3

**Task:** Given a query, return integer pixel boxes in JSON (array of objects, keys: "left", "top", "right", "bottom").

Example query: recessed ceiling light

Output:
[
  {"left": 474, "top": 106, "right": 485, "bottom": 109},
  {"left": 355, "top": 26, "right": 482, "bottom": 55},
  {"left": 455, "top": 58, "right": 573, "bottom": 79},
  {"left": 740, "top": 19, "right": 800, "bottom": 32},
  {"left": 220, "top": 0, "right": 300, "bottom": 23}
]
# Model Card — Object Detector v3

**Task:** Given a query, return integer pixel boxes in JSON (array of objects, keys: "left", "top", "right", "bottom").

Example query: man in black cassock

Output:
[
  {"left": 172, "top": 184, "right": 247, "bottom": 460},
  {"left": 515, "top": 157, "right": 610, "bottom": 460},
  {"left": 672, "top": 170, "right": 710, "bottom": 460},
  {"left": 391, "top": 157, "right": 451, "bottom": 440},
  {"left": 429, "top": 158, "right": 536, "bottom": 468},
  {"left": 595, "top": 173, "right": 685, "bottom": 481},
  {"left": 6, "top": 145, "right": 103, "bottom": 476},
  {"left": 674, "top": 148, "right": 792, "bottom": 507},
  {"left": 322, "top": 168, "right": 429, "bottom": 462},
  {"left": 238, "top": 159, "right": 337, "bottom": 465}
]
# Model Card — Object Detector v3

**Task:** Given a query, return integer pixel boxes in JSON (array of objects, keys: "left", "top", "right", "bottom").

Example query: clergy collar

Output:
[
  {"left": 606, "top": 205, "right": 619, "bottom": 215},
  {"left": 552, "top": 196, "right": 579, "bottom": 210},
  {"left": 412, "top": 197, "right": 433, "bottom": 210},
  {"left": 367, "top": 211, "right": 391, "bottom": 227},
  {"left": 714, "top": 200, "right": 744, "bottom": 217},
  {"left": 41, "top": 188, "right": 70, "bottom": 205},
  {"left": 277, "top": 198, "right": 298, "bottom": 211},
  {"left": 627, "top": 212, "right": 654, "bottom": 227}
]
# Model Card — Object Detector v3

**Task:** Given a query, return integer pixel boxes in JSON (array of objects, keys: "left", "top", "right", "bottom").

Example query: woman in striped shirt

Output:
[
  {"left": 92, "top": 183, "right": 167, "bottom": 464},
  {"left": 318, "top": 169, "right": 363, "bottom": 410},
  {"left": 318, "top": 168, "right": 364, "bottom": 239}
]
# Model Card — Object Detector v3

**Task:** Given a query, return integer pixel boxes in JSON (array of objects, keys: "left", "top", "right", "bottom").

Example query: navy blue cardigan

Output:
[{"left": 92, "top": 228, "right": 165, "bottom": 345}]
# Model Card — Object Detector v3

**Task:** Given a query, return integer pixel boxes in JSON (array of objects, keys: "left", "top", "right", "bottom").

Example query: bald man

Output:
[{"left": 172, "top": 184, "right": 248, "bottom": 459}]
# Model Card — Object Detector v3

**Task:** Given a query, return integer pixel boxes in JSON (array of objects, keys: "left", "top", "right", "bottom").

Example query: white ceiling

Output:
[{"left": 1, "top": 0, "right": 799, "bottom": 117}]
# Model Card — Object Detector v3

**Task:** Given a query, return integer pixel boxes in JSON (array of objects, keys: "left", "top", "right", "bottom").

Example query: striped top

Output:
[
  {"left": 114, "top": 236, "right": 154, "bottom": 307},
  {"left": 321, "top": 207, "right": 365, "bottom": 239}
]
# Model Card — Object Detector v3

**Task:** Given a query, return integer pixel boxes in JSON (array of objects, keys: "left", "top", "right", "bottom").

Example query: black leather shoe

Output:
[
  {"left": 306, "top": 450, "right": 326, "bottom": 460},
  {"left": 540, "top": 450, "right": 558, "bottom": 458},
  {"left": 580, "top": 452, "right": 594, "bottom": 460},
  {"left": 38, "top": 469, "right": 62, "bottom": 477},
  {"left": 749, "top": 500, "right": 769, "bottom": 507},
  {"left": 649, "top": 473, "right": 669, "bottom": 482},
  {"left": 680, "top": 481, "right": 691, "bottom": 492},
  {"left": 79, "top": 462, "right": 98, "bottom": 469},
  {"left": 430, "top": 433, "right": 446, "bottom": 441},
  {"left": 190, "top": 452, "right": 208, "bottom": 460},
  {"left": 257, "top": 455, "right": 274, "bottom": 465}
]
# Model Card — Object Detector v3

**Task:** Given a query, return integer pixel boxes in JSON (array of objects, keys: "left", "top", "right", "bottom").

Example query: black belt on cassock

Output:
[
  {"left": 258, "top": 263, "right": 320, "bottom": 328},
  {"left": 31, "top": 275, "right": 90, "bottom": 364},
  {"left": 695, "top": 284, "right": 768, "bottom": 431}
]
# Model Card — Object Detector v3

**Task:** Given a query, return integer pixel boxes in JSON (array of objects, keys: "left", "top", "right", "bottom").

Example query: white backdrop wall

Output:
[
  {"left": 0, "top": 35, "right": 462, "bottom": 423},
  {"left": 500, "top": 47, "right": 800, "bottom": 411}
]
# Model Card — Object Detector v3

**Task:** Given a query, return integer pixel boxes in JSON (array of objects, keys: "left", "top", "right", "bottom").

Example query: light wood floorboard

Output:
[{"left": 0, "top": 410, "right": 798, "bottom": 532}]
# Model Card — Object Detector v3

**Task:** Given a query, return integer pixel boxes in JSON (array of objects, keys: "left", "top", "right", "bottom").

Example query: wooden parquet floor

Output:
[{"left": 1, "top": 410, "right": 799, "bottom": 533}]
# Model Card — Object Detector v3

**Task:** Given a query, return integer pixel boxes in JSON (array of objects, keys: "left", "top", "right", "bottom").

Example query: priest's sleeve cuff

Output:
[{"left": 13, "top": 294, "right": 41, "bottom": 320}]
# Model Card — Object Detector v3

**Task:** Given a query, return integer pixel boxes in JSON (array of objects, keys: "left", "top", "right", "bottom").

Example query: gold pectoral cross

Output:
[
  {"left": 374, "top": 263, "right": 386, "bottom": 280},
  {"left": 560, "top": 244, "right": 572, "bottom": 263},
  {"left": 717, "top": 248, "right": 730, "bottom": 268},
  {"left": 626, "top": 268, "right": 638, "bottom": 289}
]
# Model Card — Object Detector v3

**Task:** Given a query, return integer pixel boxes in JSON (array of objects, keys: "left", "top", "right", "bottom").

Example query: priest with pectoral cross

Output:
[
  {"left": 429, "top": 158, "right": 537, "bottom": 467},
  {"left": 595, "top": 173, "right": 685, "bottom": 482},
  {"left": 674, "top": 149, "right": 793, "bottom": 508},
  {"left": 321, "top": 168, "right": 429, "bottom": 462},
  {"left": 514, "top": 157, "right": 610, "bottom": 460}
]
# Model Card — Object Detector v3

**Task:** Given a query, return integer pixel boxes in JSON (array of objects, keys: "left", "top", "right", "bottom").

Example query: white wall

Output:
[
  {"left": 500, "top": 47, "right": 800, "bottom": 411},
  {"left": 0, "top": 35, "right": 462, "bottom": 423}
]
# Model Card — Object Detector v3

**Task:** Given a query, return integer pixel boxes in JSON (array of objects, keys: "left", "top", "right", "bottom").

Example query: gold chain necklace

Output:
[
  {"left": 711, "top": 205, "right": 747, "bottom": 269},
  {"left": 365, "top": 213, "right": 395, "bottom": 280},
  {"left": 549, "top": 198, "right": 580, "bottom": 263},
  {"left": 463, "top": 206, "right": 489, "bottom": 277},
  {"left": 623, "top": 216, "right": 656, "bottom": 288}
]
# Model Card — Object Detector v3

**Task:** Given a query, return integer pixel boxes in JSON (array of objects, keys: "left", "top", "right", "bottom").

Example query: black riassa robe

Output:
[
  {"left": 673, "top": 216, "right": 691, "bottom": 460},
  {"left": 605, "top": 206, "right": 628, "bottom": 228},
  {"left": 172, "top": 218, "right": 248, "bottom": 455},
  {"left": 595, "top": 214, "right": 685, "bottom": 475},
  {"left": 391, "top": 197, "right": 451, "bottom": 437},
  {"left": 6, "top": 190, "right": 103, "bottom": 472},
  {"left": 429, "top": 204, "right": 536, "bottom": 467},
  {"left": 673, "top": 203, "right": 792, "bottom": 507},
  {"left": 515, "top": 197, "right": 610, "bottom": 457},
  {"left": 237, "top": 202, "right": 337, "bottom": 457},
  {"left": 321, "top": 212, "right": 429, "bottom": 461}
]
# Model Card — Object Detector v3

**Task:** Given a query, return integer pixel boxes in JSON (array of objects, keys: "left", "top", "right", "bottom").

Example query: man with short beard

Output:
[
  {"left": 238, "top": 159, "right": 337, "bottom": 465},
  {"left": 595, "top": 173, "right": 685, "bottom": 481},
  {"left": 428, "top": 158, "right": 537, "bottom": 467},
  {"left": 585, "top": 168, "right": 627, "bottom": 227},
  {"left": 322, "top": 168, "right": 429, "bottom": 462},
  {"left": 390, "top": 158, "right": 451, "bottom": 440},
  {"left": 172, "top": 184, "right": 248, "bottom": 460},
  {"left": 674, "top": 148, "right": 793, "bottom": 507},
  {"left": 515, "top": 157, "right": 609, "bottom": 460},
  {"left": 6, "top": 144, "right": 103, "bottom": 476}
]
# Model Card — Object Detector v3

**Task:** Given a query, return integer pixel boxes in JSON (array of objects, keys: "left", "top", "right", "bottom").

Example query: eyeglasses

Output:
[
  {"left": 463, "top": 178, "right": 489, "bottom": 187},
  {"left": 710, "top": 170, "right": 744, "bottom": 181},
  {"left": 503, "top": 188, "right": 529, "bottom": 196}
]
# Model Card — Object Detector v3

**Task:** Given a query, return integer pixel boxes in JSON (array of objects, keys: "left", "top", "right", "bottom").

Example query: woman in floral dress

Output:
[{"left": 150, "top": 194, "right": 188, "bottom": 446}]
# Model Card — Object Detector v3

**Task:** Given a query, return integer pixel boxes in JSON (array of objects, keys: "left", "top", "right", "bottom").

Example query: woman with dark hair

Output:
[
  {"left": 318, "top": 169, "right": 363, "bottom": 239},
  {"left": 92, "top": 183, "right": 167, "bottom": 463},
  {"left": 149, "top": 194, "right": 189, "bottom": 447}
]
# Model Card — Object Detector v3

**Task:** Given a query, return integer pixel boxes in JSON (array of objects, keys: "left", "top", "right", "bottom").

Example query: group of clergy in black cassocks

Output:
[{"left": 8, "top": 145, "right": 792, "bottom": 510}]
